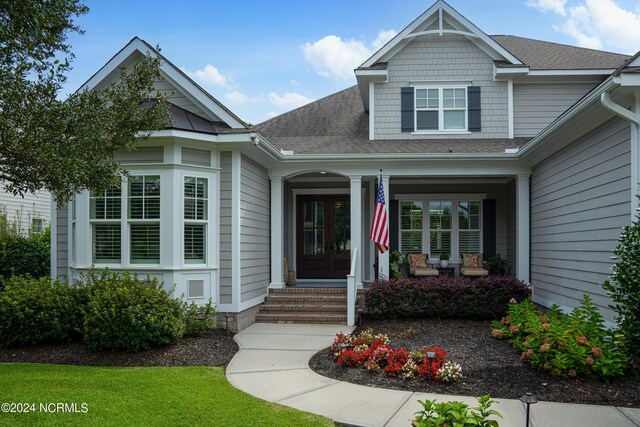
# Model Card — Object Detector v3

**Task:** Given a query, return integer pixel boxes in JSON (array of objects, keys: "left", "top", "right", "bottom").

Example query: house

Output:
[
  {"left": 51, "top": 0, "right": 639, "bottom": 331},
  {"left": 0, "top": 190, "right": 50, "bottom": 235}
]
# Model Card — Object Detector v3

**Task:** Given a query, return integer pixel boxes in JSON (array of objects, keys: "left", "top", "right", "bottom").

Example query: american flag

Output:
[{"left": 370, "top": 172, "right": 389, "bottom": 254}]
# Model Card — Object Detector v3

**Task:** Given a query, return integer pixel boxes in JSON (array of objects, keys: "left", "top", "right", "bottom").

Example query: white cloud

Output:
[
  {"left": 373, "top": 29, "right": 397, "bottom": 49},
  {"left": 529, "top": 0, "right": 640, "bottom": 53},
  {"left": 526, "top": 0, "right": 567, "bottom": 15},
  {"left": 224, "top": 91, "right": 250, "bottom": 105},
  {"left": 181, "top": 64, "right": 231, "bottom": 88},
  {"left": 267, "top": 111, "right": 278, "bottom": 118},
  {"left": 267, "top": 92, "right": 313, "bottom": 110},
  {"left": 290, "top": 79, "right": 300, "bottom": 86},
  {"left": 302, "top": 29, "right": 397, "bottom": 80}
]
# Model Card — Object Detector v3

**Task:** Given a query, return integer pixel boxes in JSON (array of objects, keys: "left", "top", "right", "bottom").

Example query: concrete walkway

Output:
[{"left": 226, "top": 323, "right": 640, "bottom": 427}]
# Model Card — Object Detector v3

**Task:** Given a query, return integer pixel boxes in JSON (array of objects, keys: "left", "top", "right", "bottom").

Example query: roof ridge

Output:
[{"left": 254, "top": 85, "right": 358, "bottom": 128}]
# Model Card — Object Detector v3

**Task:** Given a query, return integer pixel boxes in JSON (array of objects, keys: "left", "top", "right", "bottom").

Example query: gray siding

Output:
[
  {"left": 56, "top": 204, "right": 68, "bottom": 278},
  {"left": 240, "top": 155, "right": 270, "bottom": 302},
  {"left": 115, "top": 146, "right": 163, "bottom": 164},
  {"left": 219, "top": 152, "right": 232, "bottom": 304},
  {"left": 513, "top": 83, "right": 597, "bottom": 137},
  {"left": 182, "top": 147, "right": 211, "bottom": 167},
  {"left": 530, "top": 118, "right": 631, "bottom": 320},
  {"left": 0, "top": 189, "right": 51, "bottom": 233},
  {"left": 375, "top": 34, "right": 509, "bottom": 140},
  {"left": 153, "top": 78, "right": 218, "bottom": 121}
]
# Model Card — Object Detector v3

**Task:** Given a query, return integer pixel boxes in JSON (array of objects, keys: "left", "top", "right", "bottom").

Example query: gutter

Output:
[{"left": 601, "top": 90, "right": 640, "bottom": 219}]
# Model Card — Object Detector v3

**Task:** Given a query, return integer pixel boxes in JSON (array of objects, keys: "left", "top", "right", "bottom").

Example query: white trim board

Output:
[{"left": 394, "top": 193, "right": 488, "bottom": 200}]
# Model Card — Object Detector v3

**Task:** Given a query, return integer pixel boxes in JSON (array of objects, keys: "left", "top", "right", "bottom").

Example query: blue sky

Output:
[{"left": 64, "top": 0, "right": 640, "bottom": 124}]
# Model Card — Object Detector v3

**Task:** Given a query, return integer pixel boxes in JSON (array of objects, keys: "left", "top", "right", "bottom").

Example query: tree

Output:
[{"left": 0, "top": 0, "right": 169, "bottom": 204}]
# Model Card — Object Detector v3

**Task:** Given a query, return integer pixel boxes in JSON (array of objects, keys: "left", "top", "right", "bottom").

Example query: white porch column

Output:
[
  {"left": 350, "top": 175, "right": 363, "bottom": 287},
  {"left": 516, "top": 174, "right": 530, "bottom": 284},
  {"left": 379, "top": 175, "right": 390, "bottom": 279},
  {"left": 269, "top": 175, "right": 285, "bottom": 288}
]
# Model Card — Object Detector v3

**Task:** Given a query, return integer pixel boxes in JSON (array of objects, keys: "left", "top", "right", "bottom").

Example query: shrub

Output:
[
  {"left": 0, "top": 276, "right": 84, "bottom": 347},
  {"left": 491, "top": 296, "right": 627, "bottom": 380},
  {"left": 413, "top": 395, "right": 501, "bottom": 427},
  {"left": 183, "top": 299, "right": 217, "bottom": 336},
  {"left": 83, "top": 271, "right": 185, "bottom": 352},
  {"left": 603, "top": 208, "right": 640, "bottom": 371},
  {"left": 364, "top": 276, "right": 529, "bottom": 319}
]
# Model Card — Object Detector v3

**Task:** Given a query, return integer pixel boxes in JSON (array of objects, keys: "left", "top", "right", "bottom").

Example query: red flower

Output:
[
  {"left": 539, "top": 343, "right": 551, "bottom": 353},
  {"left": 576, "top": 336, "right": 587, "bottom": 345},
  {"left": 585, "top": 357, "right": 595, "bottom": 365},
  {"left": 541, "top": 323, "right": 551, "bottom": 331},
  {"left": 592, "top": 347, "right": 603, "bottom": 358},
  {"left": 509, "top": 325, "right": 520, "bottom": 334}
]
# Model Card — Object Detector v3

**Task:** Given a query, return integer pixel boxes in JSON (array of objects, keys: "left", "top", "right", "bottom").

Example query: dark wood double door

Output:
[{"left": 297, "top": 195, "right": 351, "bottom": 279}]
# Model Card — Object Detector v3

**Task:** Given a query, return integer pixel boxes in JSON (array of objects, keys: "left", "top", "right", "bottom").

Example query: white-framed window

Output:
[
  {"left": 128, "top": 175, "right": 160, "bottom": 264},
  {"left": 429, "top": 201, "right": 452, "bottom": 259},
  {"left": 90, "top": 187, "right": 122, "bottom": 264},
  {"left": 396, "top": 196, "right": 483, "bottom": 260},
  {"left": 400, "top": 201, "right": 423, "bottom": 253},
  {"left": 184, "top": 176, "right": 208, "bottom": 264},
  {"left": 415, "top": 86, "right": 467, "bottom": 132},
  {"left": 458, "top": 201, "right": 481, "bottom": 253}
]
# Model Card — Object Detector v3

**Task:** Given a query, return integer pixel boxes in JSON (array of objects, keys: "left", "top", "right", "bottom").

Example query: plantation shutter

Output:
[
  {"left": 467, "top": 86, "right": 481, "bottom": 132},
  {"left": 482, "top": 199, "right": 496, "bottom": 258},
  {"left": 401, "top": 87, "right": 414, "bottom": 132},
  {"left": 389, "top": 199, "right": 399, "bottom": 252}
]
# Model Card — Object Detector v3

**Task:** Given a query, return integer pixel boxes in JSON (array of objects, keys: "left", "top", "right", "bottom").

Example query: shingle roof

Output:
[
  {"left": 254, "top": 86, "right": 528, "bottom": 154},
  {"left": 491, "top": 35, "right": 630, "bottom": 70}
]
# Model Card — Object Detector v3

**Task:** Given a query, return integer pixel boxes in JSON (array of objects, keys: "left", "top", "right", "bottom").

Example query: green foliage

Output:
[
  {"left": 183, "top": 299, "right": 217, "bottom": 337},
  {"left": 439, "top": 253, "right": 450, "bottom": 261},
  {"left": 491, "top": 295, "right": 627, "bottom": 380},
  {"left": 0, "top": 276, "right": 84, "bottom": 347},
  {"left": 365, "top": 276, "right": 529, "bottom": 320},
  {"left": 0, "top": 0, "right": 170, "bottom": 203},
  {"left": 412, "top": 395, "right": 501, "bottom": 427},
  {"left": 486, "top": 254, "right": 508, "bottom": 275},
  {"left": 390, "top": 250, "right": 407, "bottom": 279},
  {"left": 83, "top": 271, "right": 185, "bottom": 352},
  {"left": 603, "top": 208, "right": 640, "bottom": 370}
]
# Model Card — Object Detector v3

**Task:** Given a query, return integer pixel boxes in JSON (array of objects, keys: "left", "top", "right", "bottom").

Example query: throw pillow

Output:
[
  {"left": 463, "top": 253, "right": 480, "bottom": 268},
  {"left": 410, "top": 254, "right": 427, "bottom": 268}
]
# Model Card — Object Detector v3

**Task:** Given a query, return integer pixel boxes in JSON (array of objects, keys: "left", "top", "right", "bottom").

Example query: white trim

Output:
[
  {"left": 291, "top": 188, "right": 350, "bottom": 196},
  {"left": 231, "top": 151, "right": 242, "bottom": 308},
  {"left": 368, "top": 178, "right": 376, "bottom": 281},
  {"left": 507, "top": 79, "right": 514, "bottom": 139},
  {"left": 50, "top": 201, "right": 57, "bottom": 278},
  {"left": 404, "top": 29, "right": 479, "bottom": 39},
  {"left": 412, "top": 84, "right": 470, "bottom": 132},
  {"left": 412, "top": 131, "right": 471, "bottom": 135},
  {"left": 527, "top": 69, "right": 617, "bottom": 76},
  {"left": 215, "top": 151, "right": 222, "bottom": 306},
  {"left": 494, "top": 66, "right": 530, "bottom": 76},
  {"left": 379, "top": 176, "right": 390, "bottom": 279},
  {"left": 369, "top": 82, "right": 375, "bottom": 140},
  {"left": 350, "top": 176, "right": 363, "bottom": 287},
  {"left": 516, "top": 174, "right": 530, "bottom": 284},
  {"left": 269, "top": 175, "right": 285, "bottom": 288},
  {"left": 354, "top": 69, "right": 388, "bottom": 78},
  {"left": 395, "top": 193, "right": 487, "bottom": 201}
]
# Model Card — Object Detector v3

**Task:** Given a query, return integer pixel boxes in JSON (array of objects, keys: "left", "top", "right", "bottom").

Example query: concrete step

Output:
[
  {"left": 255, "top": 313, "right": 348, "bottom": 324},
  {"left": 260, "top": 303, "right": 347, "bottom": 313}
]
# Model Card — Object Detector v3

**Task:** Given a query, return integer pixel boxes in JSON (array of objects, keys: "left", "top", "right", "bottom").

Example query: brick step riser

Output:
[
  {"left": 260, "top": 305, "right": 347, "bottom": 313},
  {"left": 269, "top": 288, "right": 347, "bottom": 294},
  {"left": 265, "top": 296, "right": 347, "bottom": 303},
  {"left": 255, "top": 315, "right": 347, "bottom": 324}
]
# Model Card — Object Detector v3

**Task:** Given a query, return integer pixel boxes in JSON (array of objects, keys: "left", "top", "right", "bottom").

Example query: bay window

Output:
[
  {"left": 128, "top": 175, "right": 160, "bottom": 264},
  {"left": 90, "top": 187, "right": 122, "bottom": 263},
  {"left": 184, "top": 176, "right": 208, "bottom": 264}
]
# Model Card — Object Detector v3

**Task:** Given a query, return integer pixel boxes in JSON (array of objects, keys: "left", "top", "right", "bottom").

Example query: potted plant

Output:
[
  {"left": 390, "top": 250, "right": 408, "bottom": 279},
  {"left": 485, "top": 254, "right": 508, "bottom": 275},
  {"left": 439, "top": 253, "right": 450, "bottom": 268}
]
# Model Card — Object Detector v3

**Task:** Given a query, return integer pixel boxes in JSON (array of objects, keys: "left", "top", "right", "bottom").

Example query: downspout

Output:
[{"left": 601, "top": 92, "right": 640, "bottom": 219}]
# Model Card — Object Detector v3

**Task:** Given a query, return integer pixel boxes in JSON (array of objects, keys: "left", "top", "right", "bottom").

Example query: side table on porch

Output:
[{"left": 437, "top": 267, "right": 455, "bottom": 277}]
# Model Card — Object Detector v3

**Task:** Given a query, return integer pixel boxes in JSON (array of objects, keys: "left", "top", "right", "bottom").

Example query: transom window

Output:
[
  {"left": 415, "top": 86, "right": 467, "bottom": 131},
  {"left": 184, "top": 177, "right": 208, "bottom": 264}
]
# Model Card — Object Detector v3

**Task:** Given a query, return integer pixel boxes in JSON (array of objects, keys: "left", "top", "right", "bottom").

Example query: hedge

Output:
[{"left": 364, "top": 275, "right": 530, "bottom": 319}]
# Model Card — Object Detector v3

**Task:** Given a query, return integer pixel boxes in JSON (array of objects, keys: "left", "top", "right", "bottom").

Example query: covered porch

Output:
[{"left": 268, "top": 159, "right": 532, "bottom": 292}]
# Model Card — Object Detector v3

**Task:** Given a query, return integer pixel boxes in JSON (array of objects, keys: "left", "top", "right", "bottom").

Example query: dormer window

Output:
[
  {"left": 415, "top": 86, "right": 467, "bottom": 131},
  {"left": 401, "top": 85, "right": 481, "bottom": 134}
]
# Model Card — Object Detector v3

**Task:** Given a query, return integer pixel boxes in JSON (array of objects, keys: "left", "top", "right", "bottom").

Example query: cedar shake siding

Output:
[
  {"left": 374, "top": 35, "right": 509, "bottom": 140},
  {"left": 530, "top": 118, "right": 631, "bottom": 320}
]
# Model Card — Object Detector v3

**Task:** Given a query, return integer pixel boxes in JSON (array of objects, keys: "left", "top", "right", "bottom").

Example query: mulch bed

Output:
[
  {"left": 0, "top": 329, "right": 238, "bottom": 367},
  {"left": 309, "top": 318, "right": 640, "bottom": 407}
]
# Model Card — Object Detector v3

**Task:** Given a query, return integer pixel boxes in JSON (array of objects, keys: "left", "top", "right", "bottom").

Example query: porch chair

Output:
[
  {"left": 460, "top": 253, "right": 489, "bottom": 277},
  {"left": 407, "top": 253, "right": 439, "bottom": 277},
  {"left": 283, "top": 258, "right": 297, "bottom": 286}
]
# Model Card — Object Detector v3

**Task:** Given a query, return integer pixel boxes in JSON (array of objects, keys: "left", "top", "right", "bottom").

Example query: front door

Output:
[{"left": 297, "top": 196, "right": 351, "bottom": 279}]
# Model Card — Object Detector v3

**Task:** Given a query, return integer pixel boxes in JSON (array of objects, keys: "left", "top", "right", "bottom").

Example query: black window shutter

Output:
[
  {"left": 482, "top": 199, "right": 496, "bottom": 258},
  {"left": 401, "top": 87, "right": 414, "bottom": 132},
  {"left": 467, "top": 86, "right": 481, "bottom": 132},
  {"left": 389, "top": 199, "right": 399, "bottom": 252}
]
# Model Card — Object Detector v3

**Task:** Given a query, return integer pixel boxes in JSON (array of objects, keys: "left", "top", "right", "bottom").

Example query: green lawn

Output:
[{"left": 0, "top": 364, "right": 334, "bottom": 426}]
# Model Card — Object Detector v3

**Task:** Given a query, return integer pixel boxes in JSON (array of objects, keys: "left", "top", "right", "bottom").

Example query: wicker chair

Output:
[
  {"left": 460, "top": 253, "right": 489, "bottom": 277},
  {"left": 407, "top": 253, "right": 439, "bottom": 277},
  {"left": 283, "top": 258, "right": 297, "bottom": 286}
]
